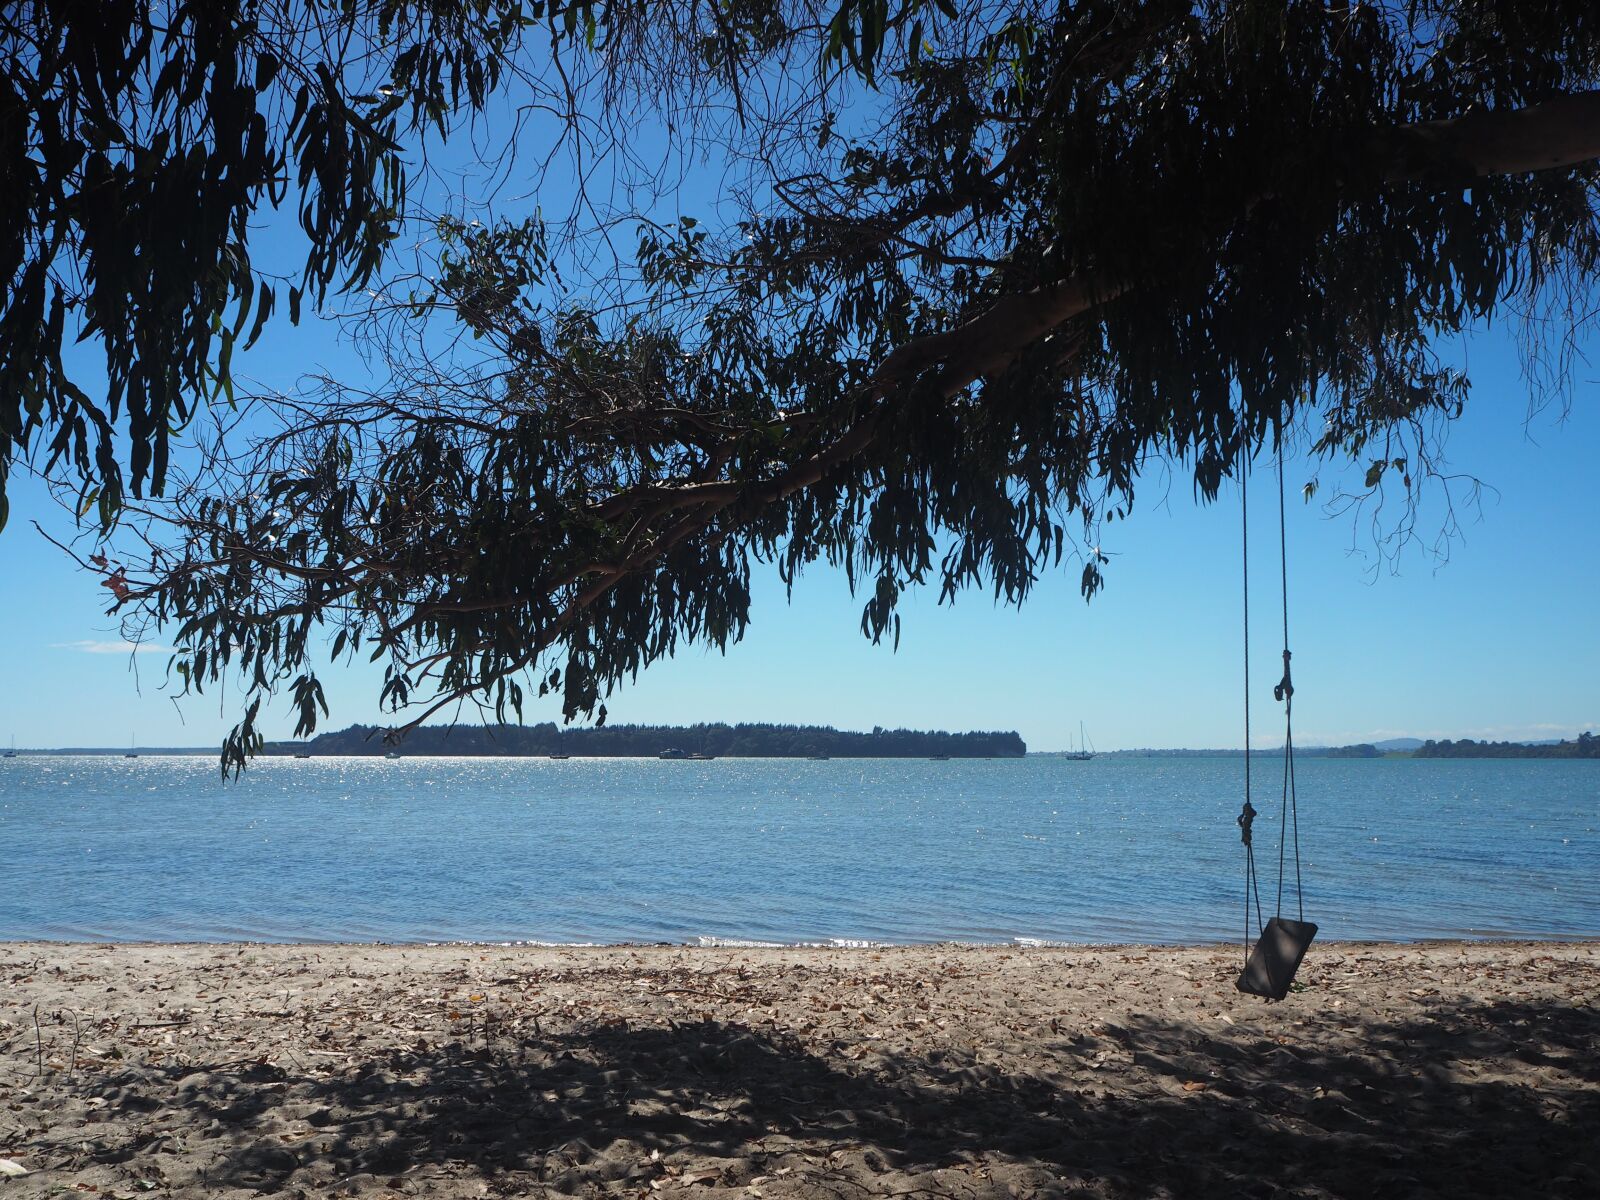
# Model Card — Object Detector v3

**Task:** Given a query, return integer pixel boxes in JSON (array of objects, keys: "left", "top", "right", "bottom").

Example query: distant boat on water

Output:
[
  {"left": 384, "top": 750, "right": 401, "bottom": 760},
  {"left": 3, "top": 736, "right": 16, "bottom": 759},
  {"left": 1063, "top": 721, "right": 1096, "bottom": 761},
  {"left": 928, "top": 753, "right": 951, "bottom": 761},
  {"left": 658, "top": 748, "right": 687, "bottom": 760},
  {"left": 124, "top": 733, "right": 139, "bottom": 759},
  {"left": 686, "top": 752, "right": 716, "bottom": 761},
  {"left": 548, "top": 753, "right": 571, "bottom": 760},
  {"left": 294, "top": 753, "right": 313, "bottom": 759}
]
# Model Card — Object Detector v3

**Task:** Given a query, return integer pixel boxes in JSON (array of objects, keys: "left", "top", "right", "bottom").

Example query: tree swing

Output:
[{"left": 1235, "top": 452, "right": 1317, "bottom": 1001}]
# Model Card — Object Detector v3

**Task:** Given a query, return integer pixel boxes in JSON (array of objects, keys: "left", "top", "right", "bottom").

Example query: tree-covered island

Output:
[
  {"left": 1413, "top": 733, "right": 1600, "bottom": 759},
  {"left": 268, "top": 722, "right": 1026, "bottom": 759}
]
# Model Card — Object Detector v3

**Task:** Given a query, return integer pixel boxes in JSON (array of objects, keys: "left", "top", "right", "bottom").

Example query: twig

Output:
[
  {"left": 658, "top": 987, "right": 737, "bottom": 1002},
  {"left": 69, "top": 1010, "right": 82, "bottom": 1079},
  {"left": 31, "top": 1006, "right": 43, "bottom": 1080},
  {"left": 129, "top": 1019, "right": 190, "bottom": 1030}
]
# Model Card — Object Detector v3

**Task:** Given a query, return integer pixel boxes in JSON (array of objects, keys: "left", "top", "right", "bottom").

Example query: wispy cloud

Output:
[{"left": 53, "top": 639, "right": 173, "bottom": 656}]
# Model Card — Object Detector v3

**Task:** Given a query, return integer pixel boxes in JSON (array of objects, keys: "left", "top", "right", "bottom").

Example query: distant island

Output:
[
  {"left": 268, "top": 722, "right": 1027, "bottom": 759},
  {"left": 1413, "top": 733, "right": 1599, "bottom": 759},
  {"left": 1097, "top": 733, "right": 1598, "bottom": 760},
  {"left": 1057, "top": 746, "right": 1387, "bottom": 759}
]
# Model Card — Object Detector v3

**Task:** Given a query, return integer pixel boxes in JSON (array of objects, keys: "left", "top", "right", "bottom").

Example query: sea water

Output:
[{"left": 1, "top": 755, "right": 1595, "bottom": 944}]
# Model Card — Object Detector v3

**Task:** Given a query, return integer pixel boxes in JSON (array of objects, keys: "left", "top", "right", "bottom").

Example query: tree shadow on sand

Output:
[{"left": 90, "top": 997, "right": 1598, "bottom": 1197}]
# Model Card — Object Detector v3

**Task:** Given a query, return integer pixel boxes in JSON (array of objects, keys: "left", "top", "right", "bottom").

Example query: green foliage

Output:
[
  {"left": 0, "top": 0, "right": 532, "bottom": 525},
  {"left": 67, "top": 1, "right": 1600, "bottom": 772}
]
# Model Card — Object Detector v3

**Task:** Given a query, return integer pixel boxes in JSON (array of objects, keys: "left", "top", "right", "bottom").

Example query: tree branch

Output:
[{"left": 878, "top": 90, "right": 1600, "bottom": 399}]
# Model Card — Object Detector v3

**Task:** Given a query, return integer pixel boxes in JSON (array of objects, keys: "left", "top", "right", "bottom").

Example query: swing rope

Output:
[
  {"left": 1275, "top": 454, "right": 1305, "bottom": 922},
  {"left": 1238, "top": 454, "right": 1264, "bottom": 964},
  {"left": 1240, "top": 446, "right": 1307, "bottom": 963},
  {"left": 1235, "top": 446, "right": 1316, "bottom": 1001},
  {"left": 1235, "top": 448, "right": 1312, "bottom": 953}
]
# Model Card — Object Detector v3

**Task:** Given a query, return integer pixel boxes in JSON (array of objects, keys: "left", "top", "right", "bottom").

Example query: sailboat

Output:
[
  {"left": 3, "top": 736, "right": 16, "bottom": 759},
  {"left": 124, "top": 732, "right": 139, "bottom": 760},
  {"left": 1064, "top": 721, "right": 1095, "bottom": 762}
]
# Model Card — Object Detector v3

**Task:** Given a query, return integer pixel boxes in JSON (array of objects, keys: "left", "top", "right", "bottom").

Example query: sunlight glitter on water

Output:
[{"left": 1, "top": 755, "right": 1596, "bottom": 944}]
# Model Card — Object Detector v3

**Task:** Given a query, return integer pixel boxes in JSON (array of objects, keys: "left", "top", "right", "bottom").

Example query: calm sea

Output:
[{"left": 1, "top": 755, "right": 1595, "bottom": 944}]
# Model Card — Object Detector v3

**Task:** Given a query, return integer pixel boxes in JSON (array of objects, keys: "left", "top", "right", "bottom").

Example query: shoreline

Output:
[
  {"left": 2, "top": 940, "right": 1595, "bottom": 1197},
  {"left": 3, "top": 933, "right": 1598, "bottom": 949}
]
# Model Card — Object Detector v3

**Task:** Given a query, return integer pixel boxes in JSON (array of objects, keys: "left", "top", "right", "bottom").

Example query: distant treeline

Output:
[
  {"left": 271, "top": 722, "right": 1027, "bottom": 759},
  {"left": 1104, "top": 746, "right": 1383, "bottom": 758},
  {"left": 1107, "top": 736, "right": 1597, "bottom": 759},
  {"left": 1319, "top": 744, "right": 1386, "bottom": 758},
  {"left": 1413, "top": 733, "right": 1599, "bottom": 759}
]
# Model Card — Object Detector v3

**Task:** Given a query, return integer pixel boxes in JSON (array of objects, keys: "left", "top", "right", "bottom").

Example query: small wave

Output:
[
  {"left": 691, "top": 935, "right": 888, "bottom": 949},
  {"left": 444, "top": 939, "right": 601, "bottom": 948}
]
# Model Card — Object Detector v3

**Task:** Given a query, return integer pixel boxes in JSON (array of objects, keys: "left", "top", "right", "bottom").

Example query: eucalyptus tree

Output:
[
  {"left": 0, "top": 0, "right": 536, "bottom": 531},
  {"left": 72, "top": 1, "right": 1600, "bottom": 769}
]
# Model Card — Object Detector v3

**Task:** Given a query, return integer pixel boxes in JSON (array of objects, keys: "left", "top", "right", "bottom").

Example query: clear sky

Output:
[
  {"left": 3, "top": 308, "right": 1595, "bottom": 753},
  {"left": 2, "top": 77, "right": 1597, "bottom": 754}
]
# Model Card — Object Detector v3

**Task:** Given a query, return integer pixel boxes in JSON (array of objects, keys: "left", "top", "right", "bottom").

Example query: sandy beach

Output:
[{"left": 0, "top": 941, "right": 1595, "bottom": 1198}]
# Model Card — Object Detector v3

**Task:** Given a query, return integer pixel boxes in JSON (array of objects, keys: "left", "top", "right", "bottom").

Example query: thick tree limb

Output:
[
  {"left": 877, "top": 90, "right": 1600, "bottom": 397},
  {"left": 1389, "top": 90, "right": 1600, "bottom": 179}
]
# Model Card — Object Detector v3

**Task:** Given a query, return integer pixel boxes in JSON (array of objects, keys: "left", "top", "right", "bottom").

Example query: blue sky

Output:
[
  {"left": 2, "top": 75, "right": 1597, "bottom": 753},
  {"left": 2, "top": 308, "right": 1595, "bottom": 753}
]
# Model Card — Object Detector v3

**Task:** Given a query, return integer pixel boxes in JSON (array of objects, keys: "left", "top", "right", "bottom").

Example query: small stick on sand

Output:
[{"left": 30, "top": 1005, "right": 42, "bottom": 1080}]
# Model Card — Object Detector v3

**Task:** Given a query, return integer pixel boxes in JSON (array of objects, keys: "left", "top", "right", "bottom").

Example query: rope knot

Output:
[
  {"left": 1237, "top": 799, "right": 1257, "bottom": 846},
  {"left": 1274, "top": 648, "right": 1294, "bottom": 704}
]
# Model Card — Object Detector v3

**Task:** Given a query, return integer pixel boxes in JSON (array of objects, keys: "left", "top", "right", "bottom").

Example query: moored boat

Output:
[{"left": 1063, "top": 721, "right": 1096, "bottom": 761}]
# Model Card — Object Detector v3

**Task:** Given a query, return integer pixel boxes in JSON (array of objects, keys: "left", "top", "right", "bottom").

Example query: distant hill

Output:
[
  {"left": 269, "top": 722, "right": 1026, "bottom": 759},
  {"left": 1373, "top": 737, "right": 1425, "bottom": 752}
]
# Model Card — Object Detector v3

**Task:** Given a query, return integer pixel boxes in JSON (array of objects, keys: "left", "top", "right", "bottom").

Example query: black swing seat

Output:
[{"left": 1236, "top": 916, "right": 1318, "bottom": 1001}]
